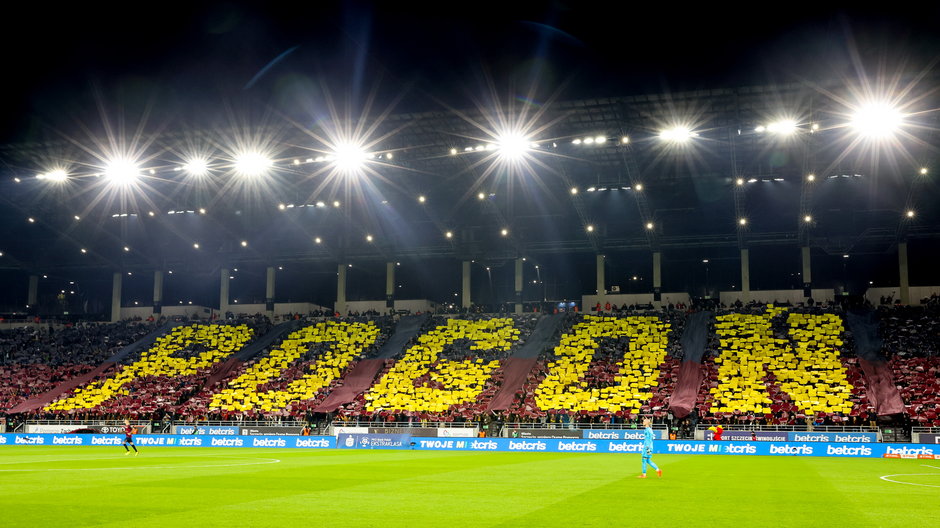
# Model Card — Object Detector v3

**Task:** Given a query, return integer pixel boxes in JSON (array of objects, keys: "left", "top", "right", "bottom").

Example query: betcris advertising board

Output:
[
  {"left": 582, "top": 429, "right": 667, "bottom": 440},
  {"left": 786, "top": 432, "right": 878, "bottom": 443},
  {"left": 0, "top": 433, "right": 334, "bottom": 449},
  {"left": 175, "top": 426, "right": 240, "bottom": 436}
]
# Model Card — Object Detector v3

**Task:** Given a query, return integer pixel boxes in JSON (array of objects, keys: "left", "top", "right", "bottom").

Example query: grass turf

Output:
[{"left": 0, "top": 447, "right": 938, "bottom": 527}]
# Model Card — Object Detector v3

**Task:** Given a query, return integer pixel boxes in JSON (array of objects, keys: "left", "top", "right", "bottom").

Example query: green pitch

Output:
[{"left": 1, "top": 447, "right": 938, "bottom": 527}]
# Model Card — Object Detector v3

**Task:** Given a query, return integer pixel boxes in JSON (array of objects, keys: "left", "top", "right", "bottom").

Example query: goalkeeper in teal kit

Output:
[{"left": 637, "top": 417, "right": 662, "bottom": 479}]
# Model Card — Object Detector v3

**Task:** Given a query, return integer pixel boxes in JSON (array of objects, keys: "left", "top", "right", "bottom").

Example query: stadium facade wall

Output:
[
  {"left": 582, "top": 293, "right": 689, "bottom": 309},
  {"left": 719, "top": 289, "right": 835, "bottom": 305}
]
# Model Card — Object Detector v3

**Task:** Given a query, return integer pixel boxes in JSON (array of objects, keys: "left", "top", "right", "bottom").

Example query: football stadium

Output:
[{"left": 1, "top": 5, "right": 940, "bottom": 527}]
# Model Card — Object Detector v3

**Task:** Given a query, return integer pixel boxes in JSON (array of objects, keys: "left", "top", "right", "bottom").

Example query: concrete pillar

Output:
[
  {"left": 801, "top": 246, "right": 812, "bottom": 297},
  {"left": 111, "top": 272, "right": 122, "bottom": 323},
  {"left": 514, "top": 258, "right": 524, "bottom": 314},
  {"left": 219, "top": 269, "right": 229, "bottom": 316},
  {"left": 801, "top": 247, "right": 812, "bottom": 284},
  {"left": 596, "top": 254, "right": 605, "bottom": 295},
  {"left": 899, "top": 242, "right": 910, "bottom": 305},
  {"left": 265, "top": 266, "right": 276, "bottom": 317},
  {"left": 652, "top": 252, "right": 662, "bottom": 308},
  {"left": 386, "top": 262, "right": 395, "bottom": 309},
  {"left": 153, "top": 270, "right": 164, "bottom": 315},
  {"left": 27, "top": 275, "right": 39, "bottom": 308},
  {"left": 740, "top": 249, "right": 751, "bottom": 303},
  {"left": 461, "top": 261, "right": 471, "bottom": 309},
  {"left": 336, "top": 264, "right": 347, "bottom": 315}
]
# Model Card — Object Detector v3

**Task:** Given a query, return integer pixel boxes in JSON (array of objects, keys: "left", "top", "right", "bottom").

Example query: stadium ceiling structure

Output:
[{"left": 0, "top": 76, "right": 938, "bottom": 277}]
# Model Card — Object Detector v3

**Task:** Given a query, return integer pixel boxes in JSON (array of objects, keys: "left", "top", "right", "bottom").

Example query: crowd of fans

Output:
[{"left": 2, "top": 305, "right": 939, "bottom": 428}]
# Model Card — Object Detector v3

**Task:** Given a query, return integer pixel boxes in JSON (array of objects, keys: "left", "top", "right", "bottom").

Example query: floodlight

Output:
[
  {"left": 40, "top": 169, "right": 68, "bottom": 182},
  {"left": 332, "top": 143, "right": 367, "bottom": 172},
  {"left": 738, "top": 218, "right": 747, "bottom": 226},
  {"left": 450, "top": 148, "right": 457, "bottom": 155},
  {"left": 850, "top": 103, "right": 903, "bottom": 138},
  {"left": 659, "top": 126, "right": 697, "bottom": 142},
  {"left": 314, "top": 237, "right": 322, "bottom": 244},
  {"left": 104, "top": 158, "right": 140, "bottom": 184},
  {"left": 445, "top": 231, "right": 453, "bottom": 239},
  {"left": 621, "top": 137, "right": 630, "bottom": 144},
  {"left": 736, "top": 178, "right": 744, "bottom": 186},
  {"left": 241, "top": 240, "right": 248, "bottom": 247},
  {"left": 234, "top": 152, "right": 272, "bottom": 177},
  {"left": 804, "top": 215, "right": 813, "bottom": 223},
  {"left": 906, "top": 210, "right": 915, "bottom": 218},
  {"left": 919, "top": 167, "right": 928, "bottom": 175},
  {"left": 572, "top": 138, "right": 582, "bottom": 145},
  {"left": 570, "top": 187, "right": 578, "bottom": 195},
  {"left": 333, "top": 200, "right": 341, "bottom": 208},
  {"left": 193, "top": 243, "right": 200, "bottom": 249},
  {"left": 807, "top": 174, "right": 816, "bottom": 182},
  {"left": 595, "top": 136, "right": 607, "bottom": 144},
  {"left": 634, "top": 183, "right": 643, "bottom": 191},
  {"left": 477, "top": 192, "right": 486, "bottom": 200},
  {"left": 646, "top": 222, "right": 654, "bottom": 230},
  {"left": 586, "top": 225, "right": 595, "bottom": 232},
  {"left": 767, "top": 120, "right": 797, "bottom": 135},
  {"left": 183, "top": 158, "right": 209, "bottom": 176},
  {"left": 496, "top": 133, "right": 530, "bottom": 159},
  {"left": 501, "top": 228, "right": 509, "bottom": 236},
  {"left": 366, "top": 234, "right": 374, "bottom": 242},
  {"left": 418, "top": 195, "right": 426, "bottom": 203}
]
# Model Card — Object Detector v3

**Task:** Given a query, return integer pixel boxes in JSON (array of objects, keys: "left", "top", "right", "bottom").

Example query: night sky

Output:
[{"left": 3, "top": 3, "right": 939, "bottom": 142}]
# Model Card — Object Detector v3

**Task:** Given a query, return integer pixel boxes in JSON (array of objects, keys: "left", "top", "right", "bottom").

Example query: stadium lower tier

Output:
[{"left": 3, "top": 310, "right": 939, "bottom": 426}]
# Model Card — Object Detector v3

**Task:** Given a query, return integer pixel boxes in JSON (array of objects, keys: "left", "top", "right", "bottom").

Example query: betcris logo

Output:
[
  {"left": 826, "top": 445, "right": 872, "bottom": 456},
  {"left": 508, "top": 440, "right": 547, "bottom": 451},
  {"left": 885, "top": 446, "right": 934, "bottom": 456},
  {"left": 791, "top": 433, "right": 831, "bottom": 443},
  {"left": 0, "top": 435, "right": 6, "bottom": 444},
  {"left": 607, "top": 442, "right": 642, "bottom": 453},
  {"left": 211, "top": 437, "right": 245, "bottom": 447},
  {"left": 769, "top": 443, "right": 814, "bottom": 455},
  {"left": 207, "top": 427, "right": 239, "bottom": 435},
  {"left": 585, "top": 430, "right": 646, "bottom": 440},
  {"left": 52, "top": 435, "right": 83, "bottom": 445},
  {"left": 557, "top": 441, "right": 597, "bottom": 452},
  {"left": 253, "top": 437, "right": 287, "bottom": 448},
  {"left": 723, "top": 443, "right": 757, "bottom": 455},
  {"left": 91, "top": 436, "right": 122, "bottom": 445},
  {"left": 471, "top": 440, "right": 498, "bottom": 451},
  {"left": 294, "top": 438, "right": 330, "bottom": 448},
  {"left": 15, "top": 435, "right": 44, "bottom": 445},
  {"left": 179, "top": 437, "right": 203, "bottom": 447},
  {"left": 834, "top": 434, "right": 875, "bottom": 443}
]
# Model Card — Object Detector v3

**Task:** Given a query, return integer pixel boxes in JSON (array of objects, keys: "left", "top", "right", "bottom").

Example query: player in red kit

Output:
[{"left": 122, "top": 419, "right": 139, "bottom": 456}]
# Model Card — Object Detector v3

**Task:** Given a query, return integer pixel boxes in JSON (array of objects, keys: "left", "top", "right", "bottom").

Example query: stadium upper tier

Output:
[{"left": 2, "top": 307, "right": 939, "bottom": 425}]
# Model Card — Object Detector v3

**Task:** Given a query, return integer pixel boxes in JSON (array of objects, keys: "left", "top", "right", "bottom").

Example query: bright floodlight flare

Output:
[
  {"left": 332, "top": 142, "right": 367, "bottom": 172},
  {"left": 739, "top": 218, "right": 747, "bottom": 226},
  {"left": 104, "top": 158, "right": 140, "bottom": 185},
  {"left": 804, "top": 215, "right": 813, "bottom": 223},
  {"left": 850, "top": 103, "right": 903, "bottom": 138},
  {"left": 659, "top": 126, "right": 697, "bottom": 142},
  {"left": 767, "top": 120, "right": 797, "bottom": 135},
  {"left": 807, "top": 174, "right": 816, "bottom": 182},
  {"left": 496, "top": 133, "right": 530, "bottom": 160},
  {"left": 183, "top": 158, "right": 209, "bottom": 176},
  {"left": 445, "top": 231, "right": 453, "bottom": 239},
  {"left": 646, "top": 222, "right": 654, "bottom": 230},
  {"left": 241, "top": 240, "right": 248, "bottom": 247},
  {"left": 477, "top": 192, "right": 486, "bottom": 200},
  {"left": 366, "top": 234, "right": 374, "bottom": 242},
  {"left": 501, "top": 228, "right": 509, "bottom": 237},
  {"left": 920, "top": 167, "right": 928, "bottom": 175},
  {"left": 234, "top": 152, "right": 272, "bottom": 177},
  {"left": 906, "top": 210, "right": 915, "bottom": 218},
  {"left": 40, "top": 169, "right": 68, "bottom": 182},
  {"left": 570, "top": 187, "right": 578, "bottom": 195},
  {"left": 736, "top": 178, "right": 745, "bottom": 186},
  {"left": 586, "top": 224, "right": 595, "bottom": 233}
]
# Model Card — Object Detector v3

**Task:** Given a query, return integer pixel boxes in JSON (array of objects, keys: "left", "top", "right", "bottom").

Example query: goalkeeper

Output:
[{"left": 637, "top": 417, "right": 662, "bottom": 478}]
